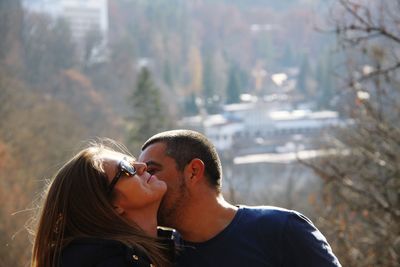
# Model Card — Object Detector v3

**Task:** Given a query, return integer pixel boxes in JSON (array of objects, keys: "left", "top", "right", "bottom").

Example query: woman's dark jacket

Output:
[
  {"left": 61, "top": 238, "right": 154, "bottom": 267},
  {"left": 60, "top": 230, "right": 175, "bottom": 267}
]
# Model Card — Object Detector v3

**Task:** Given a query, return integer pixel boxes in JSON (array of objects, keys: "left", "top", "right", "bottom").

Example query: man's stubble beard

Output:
[{"left": 157, "top": 174, "right": 189, "bottom": 228}]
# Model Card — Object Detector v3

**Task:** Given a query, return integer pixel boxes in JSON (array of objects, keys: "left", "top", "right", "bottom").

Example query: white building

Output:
[
  {"left": 61, "top": 0, "right": 108, "bottom": 44},
  {"left": 23, "top": 0, "right": 108, "bottom": 45},
  {"left": 178, "top": 114, "right": 244, "bottom": 151},
  {"left": 23, "top": 0, "right": 62, "bottom": 15},
  {"left": 203, "top": 114, "right": 244, "bottom": 151},
  {"left": 224, "top": 102, "right": 341, "bottom": 140},
  {"left": 179, "top": 98, "right": 344, "bottom": 153}
]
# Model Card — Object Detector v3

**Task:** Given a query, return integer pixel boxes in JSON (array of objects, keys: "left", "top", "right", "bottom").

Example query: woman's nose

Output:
[{"left": 134, "top": 162, "right": 147, "bottom": 175}]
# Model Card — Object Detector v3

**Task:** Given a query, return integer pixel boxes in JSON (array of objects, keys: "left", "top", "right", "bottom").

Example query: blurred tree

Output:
[
  {"left": 0, "top": 71, "right": 18, "bottom": 130},
  {"left": 90, "top": 35, "right": 138, "bottom": 116},
  {"left": 82, "top": 26, "right": 104, "bottom": 71},
  {"left": 203, "top": 53, "right": 221, "bottom": 114},
  {"left": 86, "top": 35, "right": 137, "bottom": 98},
  {"left": 281, "top": 44, "right": 297, "bottom": 68},
  {"left": 297, "top": 54, "right": 311, "bottom": 97},
  {"left": 22, "top": 14, "right": 76, "bottom": 85},
  {"left": 108, "top": 35, "right": 137, "bottom": 83},
  {"left": 212, "top": 50, "right": 228, "bottom": 100},
  {"left": 255, "top": 34, "right": 275, "bottom": 63},
  {"left": 0, "top": 4, "right": 121, "bottom": 264},
  {"left": 0, "top": 71, "right": 90, "bottom": 267},
  {"left": 188, "top": 45, "right": 203, "bottom": 94},
  {"left": 183, "top": 92, "right": 199, "bottom": 116},
  {"left": 163, "top": 58, "right": 173, "bottom": 88},
  {"left": 303, "top": 1, "right": 400, "bottom": 266},
  {"left": 226, "top": 64, "right": 241, "bottom": 104},
  {"left": 50, "top": 18, "right": 77, "bottom": 69},
  {"left": 127, "top": 67, "right": 174, "bottom": 151},
  {"left": 0, "top": 0, "right": 23, "bottom": 72},
  {"left": 48, "top": 69, "right": 119, "bottom": 137},
  {"left": 202, "top": 53, "right": 215, "bottom": 100},
  {"left": 315, "top": 50, "right": 335, "bottom": 109}
]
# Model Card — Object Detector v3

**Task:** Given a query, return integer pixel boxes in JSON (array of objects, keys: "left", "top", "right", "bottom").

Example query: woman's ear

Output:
[
  {"left": 184, "top": 158, "right": 205, "bottom": 184},
  {"left": 113, "top": 204, "right": 125, "bottom": 215}
]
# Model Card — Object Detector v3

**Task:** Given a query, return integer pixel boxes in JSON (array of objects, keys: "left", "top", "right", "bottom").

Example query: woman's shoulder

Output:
[{"left": 61, "top": 238, "right": 153, "bottom": 267}]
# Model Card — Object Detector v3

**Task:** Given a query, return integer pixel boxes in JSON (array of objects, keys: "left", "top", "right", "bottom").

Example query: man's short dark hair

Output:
[{"left": 141, "top": 129, "right": 222, "bottom": 191}]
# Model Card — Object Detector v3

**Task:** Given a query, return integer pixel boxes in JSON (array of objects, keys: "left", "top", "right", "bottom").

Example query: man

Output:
[{"left": 139, "top": 129, "right": 341, "bottom": 267}]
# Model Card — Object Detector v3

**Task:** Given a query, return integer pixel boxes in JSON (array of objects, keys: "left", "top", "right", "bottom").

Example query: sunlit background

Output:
[{"left": 1, "top": 0, "right": 399, "bottom": 266}]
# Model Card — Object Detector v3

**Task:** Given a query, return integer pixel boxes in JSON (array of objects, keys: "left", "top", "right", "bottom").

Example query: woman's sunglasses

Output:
[{"left": 107, "top": 158, "right": 137, "bottom": 195}]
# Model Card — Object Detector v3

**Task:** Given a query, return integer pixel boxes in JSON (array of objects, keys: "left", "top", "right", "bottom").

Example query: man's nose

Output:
[{"left": 134, "top": 162, "right": 147, "bottom": 174}]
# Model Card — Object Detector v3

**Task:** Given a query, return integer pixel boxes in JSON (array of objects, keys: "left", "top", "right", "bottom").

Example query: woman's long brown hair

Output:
[{"left": 31, "top": 142, "right": 170, "bottom": 267}]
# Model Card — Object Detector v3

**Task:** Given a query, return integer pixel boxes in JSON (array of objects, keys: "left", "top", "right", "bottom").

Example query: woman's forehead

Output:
[
  {"left": 98, "top": 150, "right": 135, "bottom": 175},
  {"left": 99, "top": 149, "right": 135, "bottom": 162}
]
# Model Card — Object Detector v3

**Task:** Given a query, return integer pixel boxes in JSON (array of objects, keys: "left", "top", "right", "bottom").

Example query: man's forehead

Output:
[
  {"left": 141, "top": 142, "right": 167, "bottom": 157},
  {"left": 140, "top": 143, "right": 176, "bottom": 164}
]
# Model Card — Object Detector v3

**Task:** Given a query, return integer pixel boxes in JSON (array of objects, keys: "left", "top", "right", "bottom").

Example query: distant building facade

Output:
[
  {"left": 60, "top": 0, "right": 108, "bottom": 45},
  {"left": 179, "top": 97, "right": 345, "bottom": 154},
  {"left": 23, "top": 0, "right": 108, "bottom": 45}
]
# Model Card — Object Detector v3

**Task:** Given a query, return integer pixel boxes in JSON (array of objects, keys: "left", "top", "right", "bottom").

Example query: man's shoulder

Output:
[
  {"left": 175, "top": 206, "right": 295, "bottom": 266},
  {"left": 227, "top": 205, "right": 301, "bottom": 237},
  {"left": 237, "top": 205, "right": 317, "bottom": 232},
  {"left": 238, "top": 205, "right": 297, "bottom": 222},
  {"left": 238, "top": 205, "right": 293, "bottom": 213}
]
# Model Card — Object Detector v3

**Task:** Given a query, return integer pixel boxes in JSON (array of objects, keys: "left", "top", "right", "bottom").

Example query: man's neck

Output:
[{"left": 178, "top": 194, "right": 238, "bottom": 243}]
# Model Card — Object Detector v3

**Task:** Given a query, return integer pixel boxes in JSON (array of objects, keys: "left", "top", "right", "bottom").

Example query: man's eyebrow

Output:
[{"left": 145, "top": 161, "right": 162, "bottom": 167}]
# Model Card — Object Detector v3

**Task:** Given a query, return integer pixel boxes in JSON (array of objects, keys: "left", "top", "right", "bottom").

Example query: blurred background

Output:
[{"left": 0, "top": 0, "right": 399, "bottom": 266}]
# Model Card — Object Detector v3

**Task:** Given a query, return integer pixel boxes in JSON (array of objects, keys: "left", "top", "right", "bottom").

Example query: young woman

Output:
[{"left": 31, "top": 141, "right": 174, "bottom": 267}]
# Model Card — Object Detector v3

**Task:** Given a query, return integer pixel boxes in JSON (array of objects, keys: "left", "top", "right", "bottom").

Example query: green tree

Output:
[
  {"left": 203, "top": 53, "right": 221, "bottom": 114},
  {"left": 128, "top": 67, "right": 173, "bottom": 151},
  {"left": 226, "top": 64, "right": 241, "bottom": 104},
  {"left": 183, "top": 92, "right": 199, "bottom": 116},
  {"left": 315, "top": 51, "right": 335, "bottom": 109},
  {"left": 297, "top": 54, "right": 310, "bottom": 97},
  {"left": 255, "top": 34, "right": 274, "bottom": 63},
  {"left": 162, "top": 58, "right": 173, "bottom": 88},
  {"left": 203, "top": 54, "right": 215, "bottom": 99},
  {"left": 281, "top": 44, "right": 297, "bottom": 68}
]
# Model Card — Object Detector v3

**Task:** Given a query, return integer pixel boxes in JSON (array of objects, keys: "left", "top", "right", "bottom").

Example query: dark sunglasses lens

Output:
[{"left": 120, "top": 160, "right": 136, "bottom": 176}]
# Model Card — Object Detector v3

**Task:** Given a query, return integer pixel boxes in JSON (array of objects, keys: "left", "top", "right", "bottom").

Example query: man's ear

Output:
[{"left": 184, "top": 158, "right": 205, "bottom": 184}]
